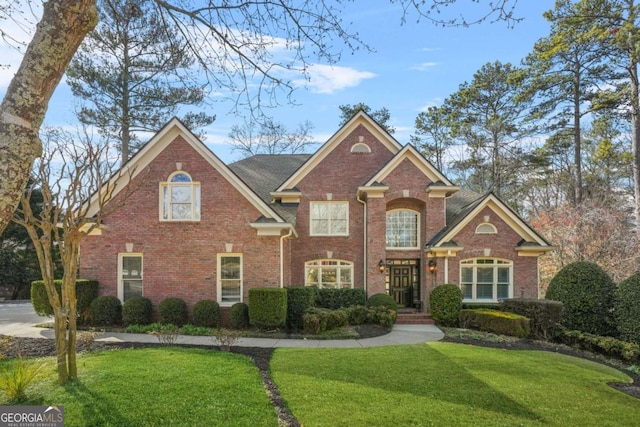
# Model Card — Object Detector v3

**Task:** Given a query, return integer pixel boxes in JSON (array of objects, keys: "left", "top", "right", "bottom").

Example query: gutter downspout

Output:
[
  {"left": 357, "top": 191, "right": 367, "bottom": 294},
  {"left": 280, "top": 227, "right": 294, "bottom": 288}
]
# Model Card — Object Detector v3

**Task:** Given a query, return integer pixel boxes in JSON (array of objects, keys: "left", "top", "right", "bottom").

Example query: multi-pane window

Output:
[
  {"left": 386, "top": 210, "right": 419, "bottom": 248},
  {"left": 218, "top": 255, "right": 242, "bottom": 305},
  {"left": 160, "top": 172, "right": 201, "bottom": 221},
  {"left": 119, "top": 254, "right": 143, "bottom": 301},
  {"left": 310, "top": 202, "right": 348, "bottom": 236},
  {"left": 305, "top": 260, "right": 353, "bottom": 289},
  {"left": 460, "top": 259, "right": 512, "bottom": 301}
]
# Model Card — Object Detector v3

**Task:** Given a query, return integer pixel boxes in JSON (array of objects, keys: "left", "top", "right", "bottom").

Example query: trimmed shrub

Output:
[
  {"left": 316, "top": 288, "right": 366, "bottom": 309},
  {"left": 370, "top": 306, "right": 397, "bottom": 328},
  {"left": 429, "top": 284, "right": 463, "bottom": 327},
  {"left": 286, "top": 286, "right": 317, "bottom": 331},
  {"left": 192, "top": 299, "right": 221, "bottom": 328},
  {"left": 157, "top": 297, "right": 188, "bottom": 326},
  {"left": 615, "top": 273, "right": 640, "bottom": 344},
  {"left": 249, "top": 288, "right": 287, "bottom": 329},
  {"left": 302, "top": 312, "right": 327, "bottom": 335},
  {"left": 346, "top": 305, "right": 370, "bottom": 325},
  {"left": 366, "top": 293, "right": 398, "bottom": 311},
  {"left": 89, "top": 296, "right": 122, "bottom": 326},
  {"left": 229, "top": 302, "right": 250, "bottom": 329},
  {"left": 31, "top": 279, "right": 99, "bottom": 320},
  {"left": 545, "top": 261, "right": 616, "bottom": 336},
  {"left": 459, "top": 309, "right": 530, "bottom": 338},
  {"left": 499, "top": 299, "right": 563, "bottom": 340},
  {"left": 557, "top": 329, "right": 640, "bottom": 363},
  {"left": 122, "top": 296, "right": 153, "bottom": 326}
]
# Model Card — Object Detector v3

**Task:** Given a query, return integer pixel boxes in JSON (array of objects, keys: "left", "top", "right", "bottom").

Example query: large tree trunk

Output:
[{"left": 0, "top": 0, "right": 97, "bottom": 235}]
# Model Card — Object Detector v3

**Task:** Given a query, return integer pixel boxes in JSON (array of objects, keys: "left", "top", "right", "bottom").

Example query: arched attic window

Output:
[
  {"left": 351, "top": 143, "right": 371, "bottom": 153},
  {"left": 160, "top": 171, "right": 201, "bottom": 221},
  {"left": 475, "top": 223, "right": 497, "bottom": 234}
]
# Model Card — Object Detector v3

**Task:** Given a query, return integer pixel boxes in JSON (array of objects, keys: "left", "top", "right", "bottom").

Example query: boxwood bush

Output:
[
  {"left": 429, "top": 284, "right": 463, "bottom": 327},
  {"left": 31, "top": 279, "right": 99, "bottom": 321},
  {"left": 366, "top": 293, "right": 398, "bottom": 311},
  {"left": 192, "top": 299, "right": 221, "bottom": 328},
  {"left": 122, "top": 296, "right": 153, "bottom": 326},
  {"left": 499, "top": 298, "right": 563, "bottom": 340},
  {"left": 545, "top": 261, "right": 616, "bottom": 336},
  {"left": 615, "top": 273, "right": 640, "bottom": 344},
  {"left": 89, "top": 295, "right": 122, "bottom": 326},
  {"left": 249, "top": 288, "right": 287, "bottom": 329},
  {"left": 286, "top": 286, "right": 317, "bottom": 331},
  {"left": 157, "top": 297, "right": 188, "bottom": 326},
  {"left": 557, "top": 329, "right": 640, "bottom": 363},
  {"left": 316, "top": 288, "right": 366, "bottom": 309},
  {"left": 459, "top": 309, "right": 530, "bottom": 338},
  {"left": 229, "top": 302, "right": 250, "bottom": 329}
]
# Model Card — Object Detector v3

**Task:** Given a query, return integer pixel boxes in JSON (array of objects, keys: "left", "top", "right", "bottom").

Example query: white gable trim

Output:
[
  {"left": 433, "top": 194, "right": 550, "bottom": 248},
  {"left": 85, "top": 118, "right": 285, "bottom": 222},
  {"left": 276, "top": 111, "right": 402, "bottom": 191},
  {"left": 365, "top": 144, "right": 455, "bottom": 187}
]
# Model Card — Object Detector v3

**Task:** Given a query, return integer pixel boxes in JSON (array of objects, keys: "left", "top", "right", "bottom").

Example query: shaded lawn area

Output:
[
  {"left": 0, "top": 347, "right": 278, "bottom": 427},
  {"left": 270, "top": 342, "right": 640, "bottom": 427}
]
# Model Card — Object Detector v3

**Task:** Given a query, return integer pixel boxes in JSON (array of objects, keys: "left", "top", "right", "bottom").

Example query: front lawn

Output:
[
  {"left": 270, "top": 342, "right": 640, "bottom": 426},
  {"left": 0, "top": 347, "right": 278, "bottom": 427}
]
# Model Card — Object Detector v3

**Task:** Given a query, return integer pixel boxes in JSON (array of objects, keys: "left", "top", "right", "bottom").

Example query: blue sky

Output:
[{"left": 2, "top": 1, "right": 555, "bottom": 163}]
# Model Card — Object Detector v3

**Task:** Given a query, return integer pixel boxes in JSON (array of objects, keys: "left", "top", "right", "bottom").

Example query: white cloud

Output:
[
  {"left": 293, "top": 64, "right": 375, "bottom": 94},
  {"left": 411, "top": 62, "right": 439, "bottom": 72}
]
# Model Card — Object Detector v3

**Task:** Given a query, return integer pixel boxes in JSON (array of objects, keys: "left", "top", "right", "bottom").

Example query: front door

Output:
[{"left": 386, "top": 260, "right": 420, "bottom": 308}]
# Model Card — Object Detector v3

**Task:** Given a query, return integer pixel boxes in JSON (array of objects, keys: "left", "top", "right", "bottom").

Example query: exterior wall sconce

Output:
[
  {"left": 428, "top": 259, "right": 437, "bottom": 274},
  {"left": 378, "top": 259, "right": 386, "bottom": 274}
]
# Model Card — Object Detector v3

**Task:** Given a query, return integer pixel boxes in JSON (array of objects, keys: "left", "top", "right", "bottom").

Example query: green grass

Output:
[
  {"left": 0, "top": 348, "right": 278, "bottom": 427},
  {"left": 270, "top": 342, "right": 640, "bottom": 427}
]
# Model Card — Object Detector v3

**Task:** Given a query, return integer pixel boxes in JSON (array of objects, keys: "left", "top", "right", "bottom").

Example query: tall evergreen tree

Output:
[
  {"left": 338, "top": 103, "right": 395, "bottom": 134},
  {"left": 411, "top": 105, "right": 455, "bottom": 173},
  {"left": 522, "top": 0, "right": 616, "bottom": 206},
  {"left": 66, "top": 0, "right": 215, "bottom": 163},
  {"left": 445, "top": 61, "right": 535, "bottom": 203}
]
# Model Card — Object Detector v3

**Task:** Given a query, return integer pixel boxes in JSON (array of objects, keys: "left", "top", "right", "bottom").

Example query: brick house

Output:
[{"left": 80, "top": 111, "right": 552, "bottom": 313}]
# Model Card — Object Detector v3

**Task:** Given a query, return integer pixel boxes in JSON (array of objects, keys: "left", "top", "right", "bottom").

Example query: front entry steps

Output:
[{"left": 396, "top": 308, "right": 434, "bottom": 325}]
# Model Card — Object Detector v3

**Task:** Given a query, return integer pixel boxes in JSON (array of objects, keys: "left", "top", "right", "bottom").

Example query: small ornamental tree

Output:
[
  {"left": 545, "top": 261, "right": 616, "bottom": 336},
  {"left": 615, "top": 273, "right": 640, "bottom": 344}
]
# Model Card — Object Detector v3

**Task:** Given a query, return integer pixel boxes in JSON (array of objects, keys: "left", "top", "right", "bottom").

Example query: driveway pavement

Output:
[{"left": 0, "top": 301, "right": 444, "bottom": 348}]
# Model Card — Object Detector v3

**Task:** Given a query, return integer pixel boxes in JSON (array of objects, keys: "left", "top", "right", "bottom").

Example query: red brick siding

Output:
[{"left": 79, "top": 136, "right": 282, "bottom": 312}]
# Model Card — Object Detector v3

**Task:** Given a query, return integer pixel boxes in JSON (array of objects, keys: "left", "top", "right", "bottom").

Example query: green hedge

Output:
[
  {"left": 157, "top": 297, "right": 188, "bottom": 326},
  {"left": 122, "top": 296, "right": 153, "bottom": 326},
  {"left": 249, "top": 288, "right": 287, "bottom": 329},
  {"left": 545, "top": 261, "right": 616, "bottom": 336},
  {"left": 459, "top": 309, "right": 530, "bottom": 338},
  {"left": 286, "top": 286, "right": 317, "bottom": 331},
  {"left": 229, "top": 302, "right": 250, "bottom": 329},
  {"left": 31, "top": 279, "right": 99, "bottom": 321},
  {"left": 557, "top": 329, "right": 640, "bottom": 363},
  {"left": 365, "top": 293, "right": 398, "bottom": 311},
  {"left": 89, "top": 296, "right": 122, "bottom": 326},
  {"left": 429, "top": 284, "right": 463, "bottom": 327},
  {"left": 302, "top": 306, "right": 397, "bottom": 335},
  {"left": 499, "top": 299, "right": 563, "bottom": 340},
  {"left": 615, "top": 273, "right": 640, "bottom": 344},
  {"left": 192, "top": 299, "right": 221, "bottom": 328},
  {"left": 316, "top": 288, "right": 366, "bottom": 309}
]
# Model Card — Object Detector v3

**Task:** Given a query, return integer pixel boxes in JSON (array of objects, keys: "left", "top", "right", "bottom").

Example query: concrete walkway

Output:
[{"left": 0, "top": 301, "right": 444, "bottom": 348}]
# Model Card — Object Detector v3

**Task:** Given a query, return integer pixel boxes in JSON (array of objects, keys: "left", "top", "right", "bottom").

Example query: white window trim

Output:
[
  {"left": 385, "top": 209, "right": 420, "bottom": 250},
  {"left": 117, "top": 253, "right": 143, "bottom": 302},
  {"left": 309, "top": 201, "right": 349, "bottom": 236},
  {"left": 159, "top": 171, "right": 201, "bottom": 222},
  {"left": 351, "top": 142, "right": 371, "bottom": 153},
  {"left": 217, "top": 253, "right": 243, "bottom": 307},
  {"left": 460, "top": 258, "right": 513, "bottom": 302},
  {"left": 475, "top": 223, "right": 497, "bottom": 234},
  {"left": 305, "top": 259, "right": 354, "bottom": 289}
]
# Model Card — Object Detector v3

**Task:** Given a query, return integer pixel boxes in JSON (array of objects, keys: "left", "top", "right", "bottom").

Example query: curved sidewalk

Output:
[{"left": 0, "top": 302, "right": 444, "bottom": 348}]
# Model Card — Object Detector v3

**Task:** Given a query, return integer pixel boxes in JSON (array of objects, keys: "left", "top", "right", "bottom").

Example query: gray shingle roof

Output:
[{"left": 229, "top": 154, "right": 310, "bottom": 224}]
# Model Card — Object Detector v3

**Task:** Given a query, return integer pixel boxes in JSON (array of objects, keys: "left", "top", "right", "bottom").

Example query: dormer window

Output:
[{"left": 160, "top": 172, "right": 201, "bottom": 221}]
